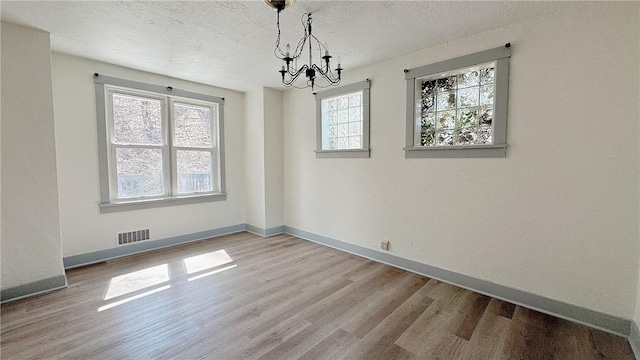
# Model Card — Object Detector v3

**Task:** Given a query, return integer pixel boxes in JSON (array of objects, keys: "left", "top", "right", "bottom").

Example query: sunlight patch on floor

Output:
[
  {"left": 183, "top": 249, "right": 233, "bottom": 274},
  {"left": 104, "top": 264, "right": 169, "bottom": 300}
]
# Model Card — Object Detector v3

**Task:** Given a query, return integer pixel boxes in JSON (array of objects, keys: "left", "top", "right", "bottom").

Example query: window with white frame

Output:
[
  {"left": 95, "top": 75, "right": 226, "bottom": 213},
  {"left": 315, "top": 80, "right": 371, "bottom": 158},
  {"left": 405, "top": 45, "right": 511, "bottom": 158}
]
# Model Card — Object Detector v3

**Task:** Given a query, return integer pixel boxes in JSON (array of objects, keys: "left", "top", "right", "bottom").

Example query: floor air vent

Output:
[{"left": 118, "top": 229, "right": 150, "bottom": 245}]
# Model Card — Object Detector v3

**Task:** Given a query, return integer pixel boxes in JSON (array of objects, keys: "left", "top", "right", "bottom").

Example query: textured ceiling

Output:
[{"left": 1, "top": 1, "right": 576, "bottom": 91}]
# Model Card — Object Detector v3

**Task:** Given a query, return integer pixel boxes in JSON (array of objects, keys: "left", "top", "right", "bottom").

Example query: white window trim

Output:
[
  {"left": 94, "top": 74, "right": 226, "bottom": 213},
  {"left": 404, "top": 45, "right": 511, "bottom": 158},
  {"left": 315, "top": 80, "right": 371, "bottom": 158}
]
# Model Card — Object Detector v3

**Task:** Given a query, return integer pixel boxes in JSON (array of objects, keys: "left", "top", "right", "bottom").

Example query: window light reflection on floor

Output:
[
  {"left": 98, "top": 285, "right": 171, "bottom": 312},
  {"left": 183, "top": 249, "right": 233, "bottom": 274},
  {"left": 104, "top": 264, "right": 169, "bottom": 300},
  {"left": 188, "top": 264, "right": 237, "bottom": 282}
]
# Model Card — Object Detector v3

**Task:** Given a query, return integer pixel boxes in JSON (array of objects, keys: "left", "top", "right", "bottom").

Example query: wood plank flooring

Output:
[{"left": 0, "top": 232, "right": 634, "bottom": 359}]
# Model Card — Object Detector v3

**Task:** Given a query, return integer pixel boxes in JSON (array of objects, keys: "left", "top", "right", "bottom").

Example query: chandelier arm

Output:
[
  {"left": 282, "top": 64, "right": 308, "bottom": 86},
  {"left": 324, "top": 66, "right": 338, "bottom": 79},
  {"left": 312, "top": 64, "right": 341, "bottom": 85},
  {"left": 286, "top": 65, "right": 304, "bottom": 78}
]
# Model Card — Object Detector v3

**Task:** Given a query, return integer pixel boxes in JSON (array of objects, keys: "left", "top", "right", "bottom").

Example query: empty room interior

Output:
[{"left": 1, "top": 1, "right": 640, "bottom": 359}]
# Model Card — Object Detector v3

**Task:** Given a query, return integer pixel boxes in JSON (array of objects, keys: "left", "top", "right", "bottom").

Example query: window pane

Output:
[
  {"left": 177, "top": 150, "right": 213, "bottom": 193},
  {"left": 437, "top": 76, "right": 457, "bottom": 92},
  {"left": 328, "top": 111, "right": 338, "bottom": 124},
  {"left": 338, "top": 110, "right": 348, "bottom": 123},
  {"left": 480, "top": 67, "right": 495, "bottom": 84},
  {"left": 174, "top": 103, "right": 213, "bottom": 148},
  {"left": 478, "top": 127, "right": 493, "bottom": 144},
  {"left": 421, "top": 80, "right": 436, "bottom": 96},
  {"left": 338, "top": 123, "right": 348, "bottom": 137},
  {"left": 458, "top": 128, "right": 478, "bottom": 145},
  {"left": 349, "top": 107, "right": 361, "bottom": 122},
  {"left": 437, "top": 91, "right": 456, "bottom": 111},
  {"left": 457, "top": 87, "right": 479, "bottom": 108},
  {"left": 349, "top": 94, "right": 361, "bottom": 107},
  {"left": 349, "top": 122, "right": 361, "bottom": 136},
  {"left": 437, "top": 130, "right": 455, "bottom": 146},
  {"left": 328, "top": 125, "right": 337, "bottom": 137},
  {"left": 116, "top": 148, "right": 164, "bottom": 198},
  {"left": 415, "top": 61, "right": 499, "bottom": 148},
  {"left": 480, "top": 85, "right": 494, "bottom": 106},
  {"left": 422, "top": 94, "right": 436, "bottom": 113},
  {"left": 322, "top": 91, "right": 364, "bottom": 151},
  {"left": 421, "top": 127, "right": 435, "bottom": 146},
  {"left": 458, "top": 108, "right": 478, "bottom": 128},
  {"left": 479, "top": 107, "right": 493, "bottom": 127},
  {"left": 436, "top": 111, "right": 455, "bottom": 130},
  {"left": 457, "top": 70, "right": 479, "bottom": 88},
  {"left": 112, "top": 93, "right": 162, "bottom": 145}
]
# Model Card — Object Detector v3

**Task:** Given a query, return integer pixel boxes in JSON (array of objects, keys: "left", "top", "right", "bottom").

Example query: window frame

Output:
[
  {"left": 404, "top": 45, "right": 511, "bottom": 158},
  {"left": 95, "top": 75, "right": 226, "bottom": 213},
  {"left": 169, "top": 98, "right": 219, "bottom": 196},
  {"left": 315, "top": 80, "right": 371, "bottom": 158}
]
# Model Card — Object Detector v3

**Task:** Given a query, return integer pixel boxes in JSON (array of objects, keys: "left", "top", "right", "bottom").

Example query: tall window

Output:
[
  {"left": 404, "top": 45, "right": 511, "bottom": 158},
  {"left": 95, "top": 75, "right": 226, "bottom": 213},
  {"left": 315, "top": 80, "right": 371, "bottom": 158}
]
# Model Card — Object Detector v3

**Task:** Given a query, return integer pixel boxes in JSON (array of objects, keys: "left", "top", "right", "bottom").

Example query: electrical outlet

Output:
[{"left": 381, "top": 240, "right": 389, "bottom": 251}]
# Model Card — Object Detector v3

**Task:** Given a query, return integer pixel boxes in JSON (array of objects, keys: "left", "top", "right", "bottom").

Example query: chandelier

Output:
[{"left": 264, "top": 0, "right": 343, "bottom": 90}]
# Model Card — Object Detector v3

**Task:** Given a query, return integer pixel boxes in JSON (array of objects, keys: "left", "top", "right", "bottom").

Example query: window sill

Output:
[
  {"left": 99, "top": 193, "right": 227, "bottom": 213},
  {"left": 404, "top": 144, "right": 507, "bottom": 158},
  {"left": 315, "top": 149, "right": 371, "bottom": 158}
]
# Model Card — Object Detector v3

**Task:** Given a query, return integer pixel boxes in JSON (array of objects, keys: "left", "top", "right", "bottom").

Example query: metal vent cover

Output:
[{"left": 117, "top": 229, "right": 150, "bottom": 245}]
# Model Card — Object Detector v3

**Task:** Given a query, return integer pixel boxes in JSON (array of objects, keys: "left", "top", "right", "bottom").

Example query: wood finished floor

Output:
[{"left": 0, "top": 232, "right": 633, "bottom": 359}]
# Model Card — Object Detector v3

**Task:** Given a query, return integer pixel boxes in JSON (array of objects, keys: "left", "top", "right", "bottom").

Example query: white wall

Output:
[
  {"left": 636, "top": 259, "right": 640, "bottom": 326},
  {"left": 283, "top": 3, "right": 640, "bottom": 318},
  {"left": 0, "top": 20, "right": 3, "bottom": 288},
  {"left": 264, "top": 88, "right": 284, "bottom": 229},
  {"left": 244, "top": 87, "right": 284, "bottom": 231},
  {"left": 244, "top": 88, "right": 266, "bottom": 229},
  {"left": 635, "top": 3, "right": 640, "bottom": 329},
  {"left": 1, "top": 22, "right": 65, "bottom": 289},
  {"left": 51, "top": 53, "right": 246, "bottom": 257}
]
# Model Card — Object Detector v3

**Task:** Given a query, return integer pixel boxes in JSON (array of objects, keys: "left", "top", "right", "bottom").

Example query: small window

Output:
[
  {"left": 405, "top": 45, "right": 511, "bottom": 158},
  {"left": 315, "top": 80, "right": 371, "bottom": 158},
  {"left": 95, "top": 75, "right": 226, "bottom": 213}
]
